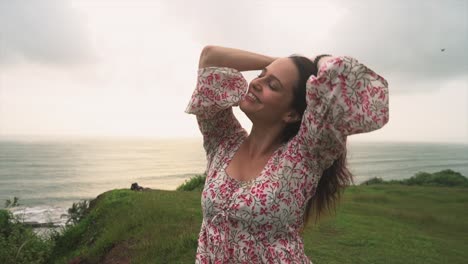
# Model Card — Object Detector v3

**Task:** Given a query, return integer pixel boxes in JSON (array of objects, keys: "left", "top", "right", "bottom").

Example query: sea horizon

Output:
[
  {"left": 1, "top": 134, "right": 467, "bottom": 145},
  {"left": 1, "top": 137, "right": 467, "bottom": 227}
]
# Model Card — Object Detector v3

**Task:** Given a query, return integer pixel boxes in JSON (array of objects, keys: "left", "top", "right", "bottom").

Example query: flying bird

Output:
[{"left": 441, "top": 48, "right": 445, "bottom": 52}]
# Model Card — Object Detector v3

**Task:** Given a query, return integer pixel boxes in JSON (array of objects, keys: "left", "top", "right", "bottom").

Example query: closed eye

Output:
[
  {"left": 268, "top": 81, "right": 277, "bottom": 90},
  {"left": 257, "top": 69, "right": 279, "bottom": 90}
]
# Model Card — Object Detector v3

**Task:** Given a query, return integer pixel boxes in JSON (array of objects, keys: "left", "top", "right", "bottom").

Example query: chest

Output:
[
  {"left": 202, "top": 166, "right": 301, "bottom": 228},
  {"left": 225, "top": 145, "right": 270, "bottom": 182}
]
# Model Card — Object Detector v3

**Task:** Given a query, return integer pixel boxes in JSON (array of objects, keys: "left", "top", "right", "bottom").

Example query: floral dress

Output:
[{"left": 185, "top": 56, "right": 389, "bottom": 263}]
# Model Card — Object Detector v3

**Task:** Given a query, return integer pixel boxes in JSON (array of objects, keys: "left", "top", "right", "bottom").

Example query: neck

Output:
[{"left": 245, "top": 122, "right": 285, "bottom": 159}]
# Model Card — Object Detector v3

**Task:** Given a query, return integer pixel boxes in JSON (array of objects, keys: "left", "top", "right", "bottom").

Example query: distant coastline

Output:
[
  {"left": 1, "top": 134, "right": 467, "bottom": 144},
  {"left": 1, "top": 138, "right": 467, "bottom": 242}
]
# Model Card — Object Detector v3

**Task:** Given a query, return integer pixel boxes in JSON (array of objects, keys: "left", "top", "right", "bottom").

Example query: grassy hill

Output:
[
  {"left": 2, "top": 171, "right": 468, "bottom": 263},
  {"left": 50, "top": 184, "right": 467, "bottom": 264}
]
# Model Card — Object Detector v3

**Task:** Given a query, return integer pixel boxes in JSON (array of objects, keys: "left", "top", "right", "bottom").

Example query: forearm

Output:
[{"left": 198, "top": 45, "right": 276, "bottom": 71}]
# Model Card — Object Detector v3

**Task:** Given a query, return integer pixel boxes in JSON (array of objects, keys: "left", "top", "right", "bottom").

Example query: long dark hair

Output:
[{"left": 285, "top": 55, "right": 354, "bottom": 228}]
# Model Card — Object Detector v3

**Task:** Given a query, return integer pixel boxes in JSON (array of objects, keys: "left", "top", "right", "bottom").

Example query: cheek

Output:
[{"left": 264, "top": 92, "right": 293, "bottom": 112}]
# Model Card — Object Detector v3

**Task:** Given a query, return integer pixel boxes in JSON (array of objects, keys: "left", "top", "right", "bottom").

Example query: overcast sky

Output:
[{"left": 0, "top": 0, "right": 467, "bottom": 143}]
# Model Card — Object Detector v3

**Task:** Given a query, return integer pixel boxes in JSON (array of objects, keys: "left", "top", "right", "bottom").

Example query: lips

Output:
[{"left": 245, "top": 91, "right": 260, "bottom": 103}]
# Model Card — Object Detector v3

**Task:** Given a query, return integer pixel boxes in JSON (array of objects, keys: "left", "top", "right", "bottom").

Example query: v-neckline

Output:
[{"left": 223, "top": 134, "right": 284, "bottom": 187}]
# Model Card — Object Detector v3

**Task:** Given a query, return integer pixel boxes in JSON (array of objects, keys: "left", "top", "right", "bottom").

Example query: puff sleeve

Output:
[
  {"left": 295, "top": 56, "right": 389, "bottom": 172},
  {"left": 185, "top": 67, "right": 248, "bottom": 162}
]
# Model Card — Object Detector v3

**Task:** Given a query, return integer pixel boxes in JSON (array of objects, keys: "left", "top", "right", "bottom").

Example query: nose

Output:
[{"left": 252, "top": 80, "right": 262, "bottom": 92}]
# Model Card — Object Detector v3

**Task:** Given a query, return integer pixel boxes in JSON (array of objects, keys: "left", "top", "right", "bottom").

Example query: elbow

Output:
[{"left": 199, "top": 45, "right": 216, "bottom": 69}]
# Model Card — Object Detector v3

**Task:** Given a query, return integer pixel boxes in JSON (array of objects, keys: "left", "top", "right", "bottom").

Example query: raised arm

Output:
[
  {"left": 198, "top": 45, "right": 276, "bottom": 71},
  {"left": 188, "top": 46, "right": 276, "bottom": 168},
  {"left": 298, "top": 56, "right": 389, "bottom": 172}
]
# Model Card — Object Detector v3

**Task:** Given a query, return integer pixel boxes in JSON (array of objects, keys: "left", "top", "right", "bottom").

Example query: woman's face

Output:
[{"left": 240, "top": 57, "right": 300, "bottom": 125}]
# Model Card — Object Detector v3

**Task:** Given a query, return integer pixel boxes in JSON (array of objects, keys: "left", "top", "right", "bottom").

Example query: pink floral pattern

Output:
[{"left": 185, "top": 57, "right": 389, "bottom": 263}]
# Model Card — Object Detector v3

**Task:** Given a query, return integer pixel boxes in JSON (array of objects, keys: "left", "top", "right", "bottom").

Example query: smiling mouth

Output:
[{"left": 245, "top": 91, "right": 260, "bottom": 103}]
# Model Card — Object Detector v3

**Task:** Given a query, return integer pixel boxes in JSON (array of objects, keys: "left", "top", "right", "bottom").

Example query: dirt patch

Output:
[
  {"left": 100, "top": 240, "right": 137, "bottom": 264},
  {"left": 67, "top": 240, "right": 137, "bottom": 264},
  {"left": 68, "top": 257, "right": 90, "bottom": 264}
]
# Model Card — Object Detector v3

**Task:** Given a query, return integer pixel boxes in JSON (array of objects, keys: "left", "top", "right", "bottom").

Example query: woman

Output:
[{"left": 186, "top": 46, "right": 389, "bottom": 263}]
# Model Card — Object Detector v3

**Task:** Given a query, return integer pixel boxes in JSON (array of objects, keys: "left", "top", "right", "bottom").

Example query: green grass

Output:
[
  {"left": 303, "top": 185, "right": 468, "bottom": 264},
  {"left": 48, "top": 190, "right": 202, "bottom": 263},
  {"left": 46, "top": 184, "right": 468, "bottom": 264}
]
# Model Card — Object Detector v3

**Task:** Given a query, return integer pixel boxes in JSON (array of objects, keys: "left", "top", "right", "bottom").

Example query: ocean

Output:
[{"left": 1, "top": 138, "right": 467, "bottom": 228}]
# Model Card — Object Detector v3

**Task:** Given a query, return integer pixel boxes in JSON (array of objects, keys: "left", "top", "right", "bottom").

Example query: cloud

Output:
[
  {"left": 161, "top": 0, "right": 467, "bottom": 93},
  {"left": 1, "top": 0, "right": 465, "bottom": 93},
  {"left": 323, "top": 0, "right": 468, "bottom": 92},
  {"left": 0, "top": 0, "right": 94, "bottom": 66},
  {"left": 158, "top": 0, "right": 259, "bottom": 49},
  {"left": 0, "top": 0, "right": 466, "bottom": 141},
  {"left": 161, "top": 0, "right": 350, "bottom": 58}
]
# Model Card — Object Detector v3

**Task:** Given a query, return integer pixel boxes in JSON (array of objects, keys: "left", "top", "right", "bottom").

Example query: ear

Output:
[{"left": 283, "top": 110, "right": 301, "bottom": 124}]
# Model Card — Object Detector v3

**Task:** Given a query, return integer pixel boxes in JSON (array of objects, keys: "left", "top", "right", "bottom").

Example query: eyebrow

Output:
[{"left": 262, "top": 68, "right": 284, "bottom": 89}]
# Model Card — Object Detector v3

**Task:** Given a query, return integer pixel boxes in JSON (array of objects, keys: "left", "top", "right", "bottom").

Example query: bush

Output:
[
  {"left": 0, "top": 207, "right": 54, "bottom": 264},
  {"left": 361, "top": 170, "right": 468, "bottom": 187},
  {"left": 399, "top": 170, "right": 468, "bottom": 187},
  {"left": 66, "top": 200, "right": 90, "bottom": 226},
  {"left": 361, "top": 177, "right": 386, "bottom": 185},
  {"left": 0, "top": 197, "right": 94, "bottom": 264},
  {"left": 4, "top": 197, "right": 21, "bottom": 208},
  {"left": 176, "top": 174, "right": 206, "bottom": 191},
  {"left": 403, "top": 172, "right": 433, "bottom": 185},
  {"left": 431, "top": 169, "right": 468, "bottom": 187}
]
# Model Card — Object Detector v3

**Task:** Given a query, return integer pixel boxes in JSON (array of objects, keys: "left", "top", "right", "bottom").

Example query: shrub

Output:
[
  {"left": 403, "top": 172, "right": 433, "bottom": 186},
  {"left": 360, "top": 177, "right": 386, "bottom": 185},
  {"left": 0, "top": 197, "right": 95, "bottom": 264},
  {"left": 361, "top": 170, "right": 468, "bottom": 187},
  {"left": 66, "top": 200, "right": 90, "bottom": 226},
  {"left": 176, "top": 174, "right": 206, "bottom": 191},
  {"left": 431, "top": 169, "right": 468, "bottom": 187},
  {"left": 0, "top": 198, "right": 54, "bottom": 264},
  {"left": 4, "top": 196, "right": 21, "bottom": 208}
]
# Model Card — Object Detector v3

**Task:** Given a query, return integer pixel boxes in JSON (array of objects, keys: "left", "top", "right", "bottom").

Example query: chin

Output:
[
  {"left": 239, "top": 100, "right": 254, "bottom": 113},
  {"left": 240, "top": 102, "right": 259, "bottom": 123},
  {"left": 239, "top": 102, "right": 248, "bottom": 114},
  {"left": 239, "top": 100, "right": 252, "bottom": 115}
]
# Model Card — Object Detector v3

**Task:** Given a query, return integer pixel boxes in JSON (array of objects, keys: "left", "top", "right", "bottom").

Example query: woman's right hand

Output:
[{"left": 198, "top": 45, "right": 276, "bottom": 71}]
